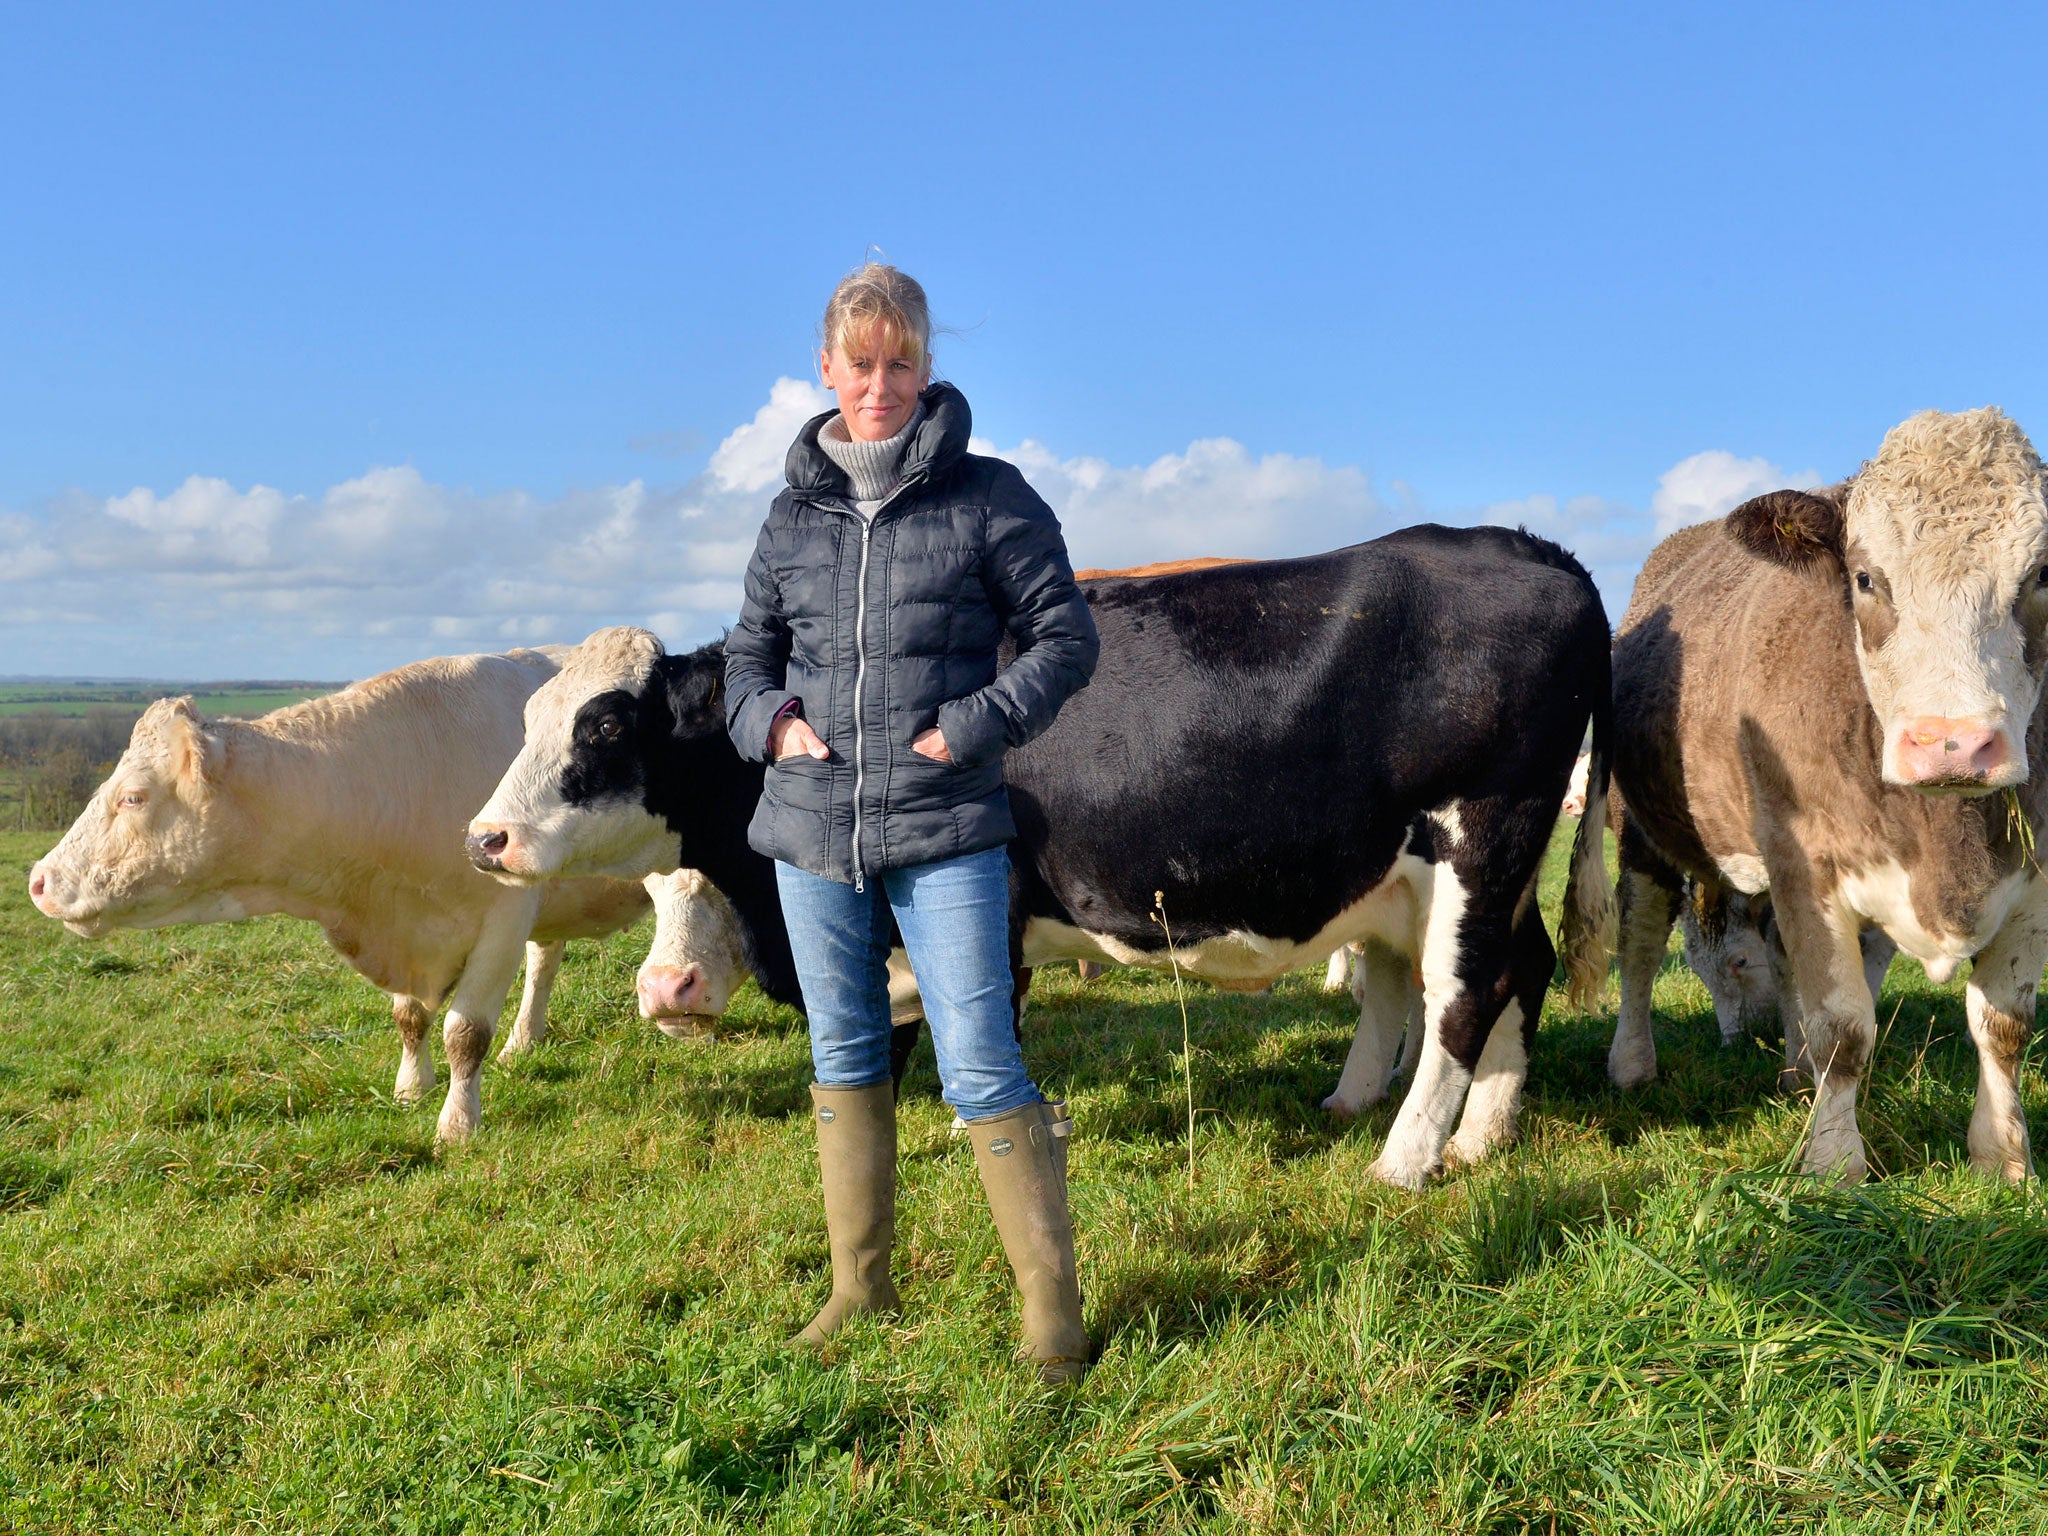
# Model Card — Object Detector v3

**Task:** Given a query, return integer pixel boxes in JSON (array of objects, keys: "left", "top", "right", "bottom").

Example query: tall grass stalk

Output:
[{"left": 1150, "top": 888, "right": 1198, "bottom": 1187}]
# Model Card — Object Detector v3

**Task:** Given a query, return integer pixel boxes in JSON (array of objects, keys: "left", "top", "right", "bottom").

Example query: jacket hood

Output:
[{"left": 785, "top": 381, "right": 973, "bottom": 502}]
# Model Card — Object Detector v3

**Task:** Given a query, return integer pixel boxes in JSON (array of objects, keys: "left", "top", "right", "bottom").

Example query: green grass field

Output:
[
  {"left": 2, "top": 825, "right": 2045, "bottom": 1533},
  {"left": 0, "top": 684, "right": 336, "bottom": 718}
]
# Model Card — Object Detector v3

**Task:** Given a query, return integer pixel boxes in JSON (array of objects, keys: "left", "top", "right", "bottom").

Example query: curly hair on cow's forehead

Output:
[{"left": 1855, "top": 407, "right": 2045, "bottom": 512}]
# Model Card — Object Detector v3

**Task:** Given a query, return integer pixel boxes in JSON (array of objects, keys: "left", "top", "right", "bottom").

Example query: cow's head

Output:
[
  {"left": 637, "top": 867, "right": 748, "bottom": 1033},
  {"left": 1727, "top": 408, "right": 2048, "bottom": 793},
  {"left": 27, "top": 699, "right": 253, "bottom": 936},
  {"left": 468, "top": 625, "right": 689, "bottom": 883}
]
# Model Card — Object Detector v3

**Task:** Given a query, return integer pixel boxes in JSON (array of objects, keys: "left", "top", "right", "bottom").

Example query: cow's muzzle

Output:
[
  {"left": 1893, "top": 716, "right": 2019, "bottom": 792},
  {"left": 636, "top": 962, "right": 726, "bottom": 1022},
  {"left": 466, "top": 825, "right": 512, "bottom": 872}
]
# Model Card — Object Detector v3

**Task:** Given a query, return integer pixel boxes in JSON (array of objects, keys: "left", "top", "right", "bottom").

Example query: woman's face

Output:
[{"left": 820, "top": 325, "right": 929, "bottom": 442}]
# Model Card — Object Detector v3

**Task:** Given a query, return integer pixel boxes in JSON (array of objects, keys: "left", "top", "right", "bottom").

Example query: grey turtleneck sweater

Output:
[{"left": 817, "top": 401, "right": 926, "bottom": 516}]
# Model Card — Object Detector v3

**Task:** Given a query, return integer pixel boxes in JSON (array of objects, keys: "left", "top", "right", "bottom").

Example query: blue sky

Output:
[{"left": 4, "top": 2, "right": 2046, "bottom": 678}]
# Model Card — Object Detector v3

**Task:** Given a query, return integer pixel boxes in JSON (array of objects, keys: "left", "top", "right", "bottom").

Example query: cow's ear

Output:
[
  {"left": 659, "top": 655, "right": 721, "bottom": 738},
  {"left": 1724, "top": 489, "right": 1845, "bottom": 570},
  {"left": 165, "top": 698, "right": 222, "bottom": 791}
]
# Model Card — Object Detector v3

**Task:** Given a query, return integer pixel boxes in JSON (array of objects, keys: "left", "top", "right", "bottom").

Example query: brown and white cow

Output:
[
  {"left": 26, "top": 650, "right": 655, "bottom": 1141},
  {"left": 1585, "top": 408, "right": 2048, "bottom": 1181}
]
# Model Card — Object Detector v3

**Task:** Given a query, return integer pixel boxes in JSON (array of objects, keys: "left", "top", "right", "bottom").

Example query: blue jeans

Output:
[{"left": 775, "top": 847, "right": 1040, "bottom": 1121}]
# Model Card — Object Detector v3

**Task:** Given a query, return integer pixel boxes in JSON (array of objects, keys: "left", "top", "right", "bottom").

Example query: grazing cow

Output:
[
  {"left": 1677, "top": 883, "right": 1782, "bottom": 1046},
  {"left": 26, "top": 652, "right": 653, "bottom": 1141},
  {"left": 1586, "top": 408, "right": 2048, "bottom": 1181},
  {"left": 635, "top": 868, "right": 747, "bottom": 1036},
  {"left": 472, "top": 526, "right": 1615, "bottom": 1188}
]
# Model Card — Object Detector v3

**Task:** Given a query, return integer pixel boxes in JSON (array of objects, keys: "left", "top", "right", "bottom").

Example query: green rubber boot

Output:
[
  {"left": 966, "top": 1099, "right": 1092, "bottom": 1385},
  {"left": 796, "top": 1082, "right": 901, "bottom": 1345}
]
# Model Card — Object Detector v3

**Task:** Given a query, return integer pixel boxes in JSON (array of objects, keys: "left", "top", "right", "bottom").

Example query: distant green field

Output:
[
  {"left": 0, "top": 683, "right": 338, "bottom": 718},
  {"left": 3, "top": 824, "right": 2046, "bottom": 1532}
]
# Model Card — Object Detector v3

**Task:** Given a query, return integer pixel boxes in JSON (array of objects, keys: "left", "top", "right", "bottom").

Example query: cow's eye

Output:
[
  {"left": 596, "top": 715, "right": 623, "bottom": 743},
  {"left": 1855, "top": 571, "right": 1873, "bottom": 594},
  {"left": 116, "top": 789, "right": 146, "bottom": 809},
  {"left": 2036, "top": 565, "right": 2048, "bottom": 588}
]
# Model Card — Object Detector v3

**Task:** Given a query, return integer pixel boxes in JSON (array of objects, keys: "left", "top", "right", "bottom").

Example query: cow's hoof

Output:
[
  {"left": 1445, "top": 1127, "right": 1514, "bottom": 1169},
  {"left": 392, "top": 1066, "right": 434, "bottom": 1105},
  {"left": 1969, "top": 1152, "right": 2034, "bottom": 1183},
  {"left": 435, "top": 1098, "right": 481, "bottom": 1144},
  {"left": 1321, "top": 1092, "right": 1361, "bottom": 1121},
  {"left": 1606, "top": 1052, "right": 1657, "bottom": 1092},
  {"left": 1365, "top": 1153, "right": 1438, "bottom": 1191},
  {"left": 1799, "top": 1139, "right": 1867, "bottom": 1185},
  {"left": 1967, "top": 1127, "right": 2034, "bottom": 1183}
]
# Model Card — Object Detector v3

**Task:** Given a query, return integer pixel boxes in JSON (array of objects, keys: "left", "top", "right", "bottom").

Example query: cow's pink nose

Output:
[
  {"left": 29, "top": 871, "right": 46, "bottom": 900},
  {"left": 1895, "top": 717, "right": 2009, "bottom": 785},
  {"left": 637, "top": 964, "right": 707, "bottom": 1019}
]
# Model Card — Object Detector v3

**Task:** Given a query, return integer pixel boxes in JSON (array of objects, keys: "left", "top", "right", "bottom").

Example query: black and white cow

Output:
[{"left": 470, "top": 527, "right": 1615, "bottom": 1187}]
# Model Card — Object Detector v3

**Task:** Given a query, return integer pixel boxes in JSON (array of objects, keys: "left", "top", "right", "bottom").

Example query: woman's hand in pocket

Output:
[
  {"left": 911, "top": 727, "right": 952, "bottom": 763},
  {"left": 772, "top": 716, "right": 832, "bottom": 761}
]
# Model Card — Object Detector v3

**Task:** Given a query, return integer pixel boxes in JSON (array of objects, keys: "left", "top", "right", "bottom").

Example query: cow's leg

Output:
[
  {"left": 1322, "top": 945, "right": 1354, "bottom": 994},
  {"left": 1961, "top": 884, "right": 2045, "bottom": 1181},
  {"left": 1369, "top": 858, "right": 1518, "bottom": 1190},
  {"left": 1324, "top": 939, "right": 1413, "bottom": 1116},
  {"left": 1608, "top": 825, "right": 1683, "bottom": 1089},
  {"left": 497, "top": 940, "right": 565, "bottom": 1061},
  {"left": 1446, "top": 900, "right": 1553, "bottom": 1166},
  {"left": 392, "top": 994, "right": 435, "bottom": 1104},
  {"left": 1772, "top": 886, "right": 1875, "bottom": 1183},
  {"left": 437, "top": 887, "right": 544, "bottom": 1142}
]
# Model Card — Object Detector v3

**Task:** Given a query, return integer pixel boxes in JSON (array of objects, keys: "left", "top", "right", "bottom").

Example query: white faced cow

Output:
[
  {"left": 1587, "top": 408, "right": 2048, "bottom": 1182},
  {"left": 474, "top": 527, "right": 1616, "bottom": 1189},
  {"left": 27, "top": 651, "right": 654, "bottom": 1141}
]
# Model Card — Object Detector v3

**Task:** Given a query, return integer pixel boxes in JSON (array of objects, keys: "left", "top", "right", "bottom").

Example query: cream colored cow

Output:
[{"left": 27, "top": 649, "right": 655, "bottom": 1141}]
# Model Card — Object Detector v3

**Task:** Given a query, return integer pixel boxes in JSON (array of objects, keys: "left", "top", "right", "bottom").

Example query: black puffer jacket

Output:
[{"left": 725, "top": 382, "right": 1099, "bottom": 888}]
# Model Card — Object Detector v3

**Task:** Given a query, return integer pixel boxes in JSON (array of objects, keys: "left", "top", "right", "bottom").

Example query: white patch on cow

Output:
[
  {"left": 1560, "top": 751, "right": 1591, "bottom": 817},
  {"left": 1020, "top": 839, "right": 1433, "bottom": 988},
  {"left": 1837, "top": 859, "right": 2026, "bottom": 967},
  {"left": 1445, "top": 1000, "right": 1527, "bottom": 1166},
  {"left": 473, "top": 626, "right": 678, "bottom": 883},
  {"left": 1714, "top": 854, "right": 1769, "bottom": 895},
  {"left": 1322, "top": 945, "right": 1354, "bottom": 992},
  {"left": 1368, "top": 856, "right": 1475, "bottom": 1190},
  {"left": 1430, "top": 799, "right": 1465, "bottom": 850}
]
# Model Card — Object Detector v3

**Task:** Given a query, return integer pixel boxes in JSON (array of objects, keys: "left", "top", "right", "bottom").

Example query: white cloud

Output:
[
  {"left": 0, "top": 374, "right": 1826, "bottom": 680},
  {"left": 986, "top": 435, "right": 1385, "bottom": 570},
  {"left": 708, "top": 377, "right": 832, "bottom": 494},
  {"left": 1649, "top": 450, "right": 1822, "bottom": 537}
]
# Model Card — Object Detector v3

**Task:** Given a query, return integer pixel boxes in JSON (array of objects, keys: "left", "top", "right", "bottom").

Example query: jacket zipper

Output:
[
  {"left": 851, "top": 519, "right": 874, "bottom": 892},
  {"left": 843, "top": 475, "right": 922, "bottom": 894}
]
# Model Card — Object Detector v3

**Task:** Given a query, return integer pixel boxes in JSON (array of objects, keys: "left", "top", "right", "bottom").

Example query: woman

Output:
[{"left": 724, "top": 263, "right": 1100, "bottom": 1384}]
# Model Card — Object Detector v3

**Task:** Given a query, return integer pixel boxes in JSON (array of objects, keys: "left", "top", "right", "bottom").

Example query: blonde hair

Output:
[{"left": 821, "top": 262, "right": 932, "bottom": 368}]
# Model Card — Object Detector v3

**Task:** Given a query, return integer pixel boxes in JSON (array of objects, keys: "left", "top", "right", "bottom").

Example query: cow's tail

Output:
[{"left": 1559, "top": 642, "right": 1617, "bottom": 1011}]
